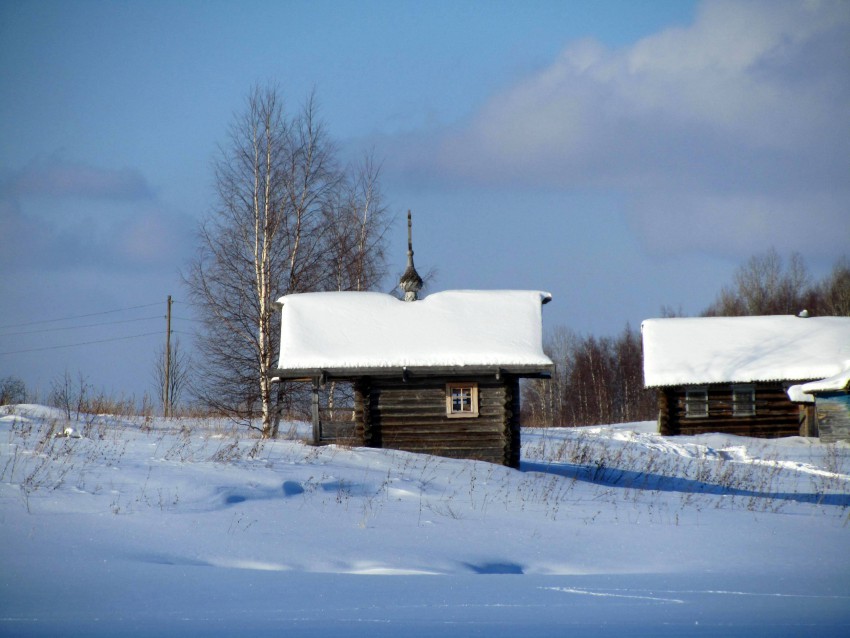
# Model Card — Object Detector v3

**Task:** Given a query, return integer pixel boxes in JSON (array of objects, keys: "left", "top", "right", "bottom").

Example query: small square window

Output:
[
  {"left": 685, "top": 388, "right": 708, "bottom": 418},
  {"left": 732, "top": 385, "right": 755, "bottom": 417},
  {"left": 446, "top": 383, "right": 479, "bottom": 418}
]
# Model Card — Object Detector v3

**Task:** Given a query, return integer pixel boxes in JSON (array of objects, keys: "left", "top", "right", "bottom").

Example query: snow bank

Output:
[
  {"left": 642, "top": 315, "right": 850, "bottom": 387},
  {"left": 276, "top": 290, "right": 553, "bottom": 372}
]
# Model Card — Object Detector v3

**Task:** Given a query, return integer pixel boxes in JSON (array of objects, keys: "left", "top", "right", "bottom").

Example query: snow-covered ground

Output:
[{"left": 2, "top": 405, "right": 848, "bottom": 637}]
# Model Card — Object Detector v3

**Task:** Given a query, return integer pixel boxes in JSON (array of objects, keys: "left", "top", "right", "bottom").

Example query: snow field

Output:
[{"left": 1, "top": 405, "right": 849, "bottom": 636}]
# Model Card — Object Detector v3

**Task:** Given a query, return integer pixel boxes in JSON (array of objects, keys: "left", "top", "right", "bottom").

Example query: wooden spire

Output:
[{"left": 399, "top": 210, "right": 423, "bottom": 301}]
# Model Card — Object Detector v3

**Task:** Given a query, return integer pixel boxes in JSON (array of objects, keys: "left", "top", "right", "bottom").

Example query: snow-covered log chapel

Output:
[{"left": 272, "top": 213, "right": 553, "bottom": 467}]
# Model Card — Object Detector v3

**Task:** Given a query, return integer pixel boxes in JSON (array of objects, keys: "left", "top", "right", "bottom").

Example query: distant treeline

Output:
[
  {"left": 522, "top": 250, "right": 850, "bottom": 427},
  {"left": 522, "top": 324, "right": 654, "bottom": 428}
]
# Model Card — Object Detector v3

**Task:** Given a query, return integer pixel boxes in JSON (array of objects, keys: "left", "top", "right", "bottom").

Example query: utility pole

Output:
[{"left": 164, "top": 295, "right": 172, "bottom": 418}]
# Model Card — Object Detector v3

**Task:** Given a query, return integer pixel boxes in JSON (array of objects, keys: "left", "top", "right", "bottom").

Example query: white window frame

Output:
[
  {"left": 732, "top": 384, "right": 756, "bottom": 417},
  {"left": 446, "top": 382, "right": 479, "bottom": 418},
  {"left": 684, "top": 387, "right": 708, "bottom": 418}
]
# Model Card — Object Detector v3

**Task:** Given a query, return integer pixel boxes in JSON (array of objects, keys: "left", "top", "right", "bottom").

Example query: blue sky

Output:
[{"left": 1, "top": 0, "right": 848, "bottom": 402}]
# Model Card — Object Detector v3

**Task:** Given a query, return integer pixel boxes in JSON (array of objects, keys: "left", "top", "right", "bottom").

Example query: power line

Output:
[
  {"left": 176, "top": 300, "right": 209, "bottom": 309},
  {"left": 0, "top": 302, "right": 163, "bottom": 330},
  {"left": 0, "top": 331, "right": 161, "bottom": 356},
  {"left": 0, "top": 315, "right": 163, "bottom": 337}
]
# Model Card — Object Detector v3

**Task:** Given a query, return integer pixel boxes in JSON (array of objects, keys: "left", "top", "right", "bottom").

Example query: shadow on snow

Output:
[{"left": 520, "top": 461, "right": 850, "bottom": 507}]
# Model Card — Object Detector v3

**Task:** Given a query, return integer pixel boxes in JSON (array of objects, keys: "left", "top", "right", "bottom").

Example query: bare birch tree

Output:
[
  {"left": 817, "top": 257, "right": 850, "bottom": 316},
  {"left": 187, "top": 85, "right": 384, "bottom": 437},
  {"left": 321, "top": 153, "right": 390, "bottom": 417},
  {"left": 704, "top": 248, "right": 812, "bottom": 316},
  {"left": 151, "top": 338, "right": 190, "bottom": 413},
  {"left": 325, "top": 153, "right": 389, "bottom": 293}
]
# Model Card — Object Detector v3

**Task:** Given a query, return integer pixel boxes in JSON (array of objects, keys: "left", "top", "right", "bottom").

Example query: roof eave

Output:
[
  {"left": 272, "top": 363, "right": 553, "bottom": 382},
  {"left": 644, "top": 376, "right": 824, "bottom": 389}
]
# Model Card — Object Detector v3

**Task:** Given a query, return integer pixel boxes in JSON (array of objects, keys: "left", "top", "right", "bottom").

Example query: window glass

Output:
[
  {"left": 685, "top": 389, "right": 708, "bottom": 418},
  {"left": 451, "top": 387, "right": 472, "bottom": 412},
  {"left": 732, "top": 386, "right": 755, "bottom": 416}
]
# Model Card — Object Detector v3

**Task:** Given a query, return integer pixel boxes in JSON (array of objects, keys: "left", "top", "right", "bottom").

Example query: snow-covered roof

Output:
[
  {"left": 275, "top": 290, "right": 553, "bottom": 376},
  {"left": 799, "top": 368, "right": 850, "bottom": 394},
  {"left": 641, "top": 316, "right": 850, "bottom": 388}
]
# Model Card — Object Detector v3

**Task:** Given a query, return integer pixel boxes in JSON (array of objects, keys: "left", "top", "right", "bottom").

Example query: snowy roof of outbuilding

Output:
[
  {"left": 641, "top": 316, "right": 850, "bottom": 388},
  {"left": 275, "top": 290, "right": 553, "bottom": 378},
  {"left": 787, "top": 367, "right": 850, "bottom": 403},
  {"left": 800, "top": 368, "right": 850, "bottom": 394}
]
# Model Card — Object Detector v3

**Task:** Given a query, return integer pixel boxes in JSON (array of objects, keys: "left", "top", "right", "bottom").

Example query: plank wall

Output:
[
  {"left": 815, "top": 393, "right": 850, "bottom": 443},
  {"left": 658, "top": 382, "right": 802, "bottom": 438}
]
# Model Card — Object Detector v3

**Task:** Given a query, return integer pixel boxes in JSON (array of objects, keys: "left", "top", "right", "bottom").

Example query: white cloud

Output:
[
  {"left": 0, "top": 158, "right": 193, "bottom": 273},
  {"left": 406, "top": 0, "right": 850, "bottom": 257},
  {"left": 8, "top": 158, "right": 153, "bottom": 200}
]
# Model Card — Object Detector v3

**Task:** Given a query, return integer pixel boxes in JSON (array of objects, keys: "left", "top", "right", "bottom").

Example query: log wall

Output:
[
  {"left": 659, "top": 382, "right": 802, "bottom": 438},
  {"left": 352, "top": 376, "right": 518, "bottom": 467}
]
